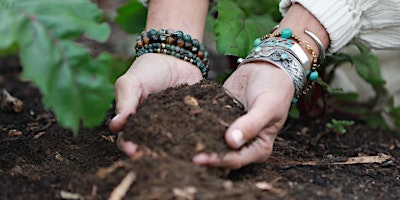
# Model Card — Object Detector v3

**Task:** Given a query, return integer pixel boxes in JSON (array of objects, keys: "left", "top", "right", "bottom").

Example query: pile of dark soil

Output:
[{"left": 1, "top": 57, "right": 399, "bottom": 200}]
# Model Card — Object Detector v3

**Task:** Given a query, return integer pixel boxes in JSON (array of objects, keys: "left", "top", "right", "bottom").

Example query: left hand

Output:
[{"left": 193, "top": 62, "right": 295, "bottom": 169}]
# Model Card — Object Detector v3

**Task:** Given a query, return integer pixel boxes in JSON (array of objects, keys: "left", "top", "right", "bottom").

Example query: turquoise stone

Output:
[
  {"left": 253, "top": 38, "right": 262, "bottom": 47},
  {"left": 148, "top": 29, "right": 157, "bottom": 36},
  {"left": 254, "top": 46, "right": 262, "bottom": 52},
  {"left": 183, "top": 34, "right": 192, "bottom": 42},
  {"left": 292, "top": 98, "right": 298, "bottom": 104},
  {"left": 199, "top": 44, "right": 206, "bottom": 51},
  {"left": 309, "top": 71, "right": 319, "bottom": 81},
  {"left": 281, "top": 28, "right": 292, "bottom": 39},
  {"left": 157, "top": 29, "right": 165, "bottom": 35},
  {"left": 192, "top": 39, "right": 200, "bottom": 47},
  {"left": 176, "top": 30, "right": 184, "bottom": 38},
  {"left": 281, "top": 53, "right": 289, "bottom": 59}
]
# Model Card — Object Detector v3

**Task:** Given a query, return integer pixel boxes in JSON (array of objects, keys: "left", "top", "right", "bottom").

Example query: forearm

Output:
[
  {"left": 146, "top": 0, "right": 209, "bottom": 42},
  {"left": 275, "top": 3, "right": 330, "bottom": 69}
]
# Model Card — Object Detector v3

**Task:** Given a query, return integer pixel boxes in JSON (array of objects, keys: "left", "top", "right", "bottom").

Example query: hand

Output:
[
  {"left": 109, "top": 53, "right": 203, "bottom": 154},
  {"left": 193, "top": 62, "right": 294, "bottom": 169}
]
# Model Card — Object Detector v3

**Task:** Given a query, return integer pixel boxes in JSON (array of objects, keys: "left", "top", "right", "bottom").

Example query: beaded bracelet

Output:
[
  {"left": 135, "top": 29, "right": 209, "bottom": 78},
  {"left": 261, "top": 28, "right": 321, "bottom": 103}
]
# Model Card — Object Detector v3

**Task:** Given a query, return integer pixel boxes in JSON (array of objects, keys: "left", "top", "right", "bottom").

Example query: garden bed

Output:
[{"left": 1, "top": 58, "right": 399, "bottom": 200}]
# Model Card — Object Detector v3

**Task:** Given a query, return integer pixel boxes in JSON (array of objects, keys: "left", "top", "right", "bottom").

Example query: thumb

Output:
[
  {"left": 109, "top": 74, "right": 143, "bottom": 133},
  {"left": 225, "top": 95, "right": 290, "bottom": 149}
]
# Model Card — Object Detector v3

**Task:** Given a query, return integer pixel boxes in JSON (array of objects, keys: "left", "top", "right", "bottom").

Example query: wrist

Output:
[
  {"left": 277, "top": 3, "right": 330, "bottom": 65},
  {"left": 146, "top": 0, "right": 209, "bottom": 41},
  {"left": 239, "top": 62, "right": 295, "bottom": 99}
]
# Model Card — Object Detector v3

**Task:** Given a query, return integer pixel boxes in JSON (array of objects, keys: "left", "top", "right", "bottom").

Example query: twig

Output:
[
  {"left": 268, "top": 153, "right": 392, "bottom": 166},
  {"left": 96, "top": 160, "right": 125, "bottom": 179},
  {"left": 108, "top": 171, "right": 136, "bottom": 200}
]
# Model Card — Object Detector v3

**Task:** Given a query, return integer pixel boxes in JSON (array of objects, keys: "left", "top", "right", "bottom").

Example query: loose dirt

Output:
[{"left": 1, "top": 57, "right": 399, "bottom": 200}]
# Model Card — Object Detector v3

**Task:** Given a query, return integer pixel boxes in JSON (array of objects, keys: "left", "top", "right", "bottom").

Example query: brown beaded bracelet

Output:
[{"left": 135, "top": 29, "right": 209, "bottom": 78}]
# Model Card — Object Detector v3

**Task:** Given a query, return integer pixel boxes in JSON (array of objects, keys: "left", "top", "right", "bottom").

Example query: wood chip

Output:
[
  {"left": 255, "top": 181, "right": 285, "bottom": 197},
  {"left": 195, "top": 142, "right": 206, "bottom": 152},
  {"left": 7, "top": 129, "right": 22, "bottom": 137},
  {"left": 60, "top": 190, "right": 83, "bottom": 200},
  {"left": 184, "top": 95, "right": 199, "bottom": 107},
  {"left": 102, "top": 135, "right": 115, "bottom": 143},
  {"left": 0, "top": 89, "right": 23, "bottom": 112},
  {"left": 108, "top": 171, "right": 136, "bottom": 200},
  {"left": 55, "top": 152, "right": 64, "bottom": 162},
  {"left": 172, "top": 186, "right": 197, "bottom": 200}
]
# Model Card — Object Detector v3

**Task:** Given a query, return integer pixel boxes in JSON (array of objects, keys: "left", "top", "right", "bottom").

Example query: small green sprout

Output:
[{"left": 326, "top": 119, "right": 355, "bottom": 134}]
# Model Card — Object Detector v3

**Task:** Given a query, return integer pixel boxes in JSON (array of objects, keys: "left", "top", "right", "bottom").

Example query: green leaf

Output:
[
  {"left": 19, "top": 18, "right": 113, "bottom": 132},
  {"left": 1, "top": 0, "right": 113, "bottom": 133},
  {"left": 0, "top": 9, "right": 22, "bottom": 49},
  {"left": 2, "top": 0, "right": 110, "bottom": 42},
  {"left": 215, "top": 0, "right": 276, "bottom": 57},
  {"left": 115, "top": 2, "right": 147, "bottom": 34},
  {"left": 351, "top": 46, "right": 385, "bottom": 87},
  {"left": 317, "top": 78, "right": 343, "bottom": 94}
]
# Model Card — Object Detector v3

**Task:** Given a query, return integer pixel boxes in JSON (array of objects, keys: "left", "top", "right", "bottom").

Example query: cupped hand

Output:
[
  {"left": 109, "top": 53, "right": 203, "bottom": 154},
  {"left": 193, "top": 62, "right": 295, "bottom": 169}
]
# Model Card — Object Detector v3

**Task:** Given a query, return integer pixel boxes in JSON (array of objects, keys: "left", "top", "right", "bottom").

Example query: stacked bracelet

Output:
[
  {"left": 238, "top": 27, "right": 326, "bottom": 103},
  {"left": 135, "top": 29, "right": 209, "bottom": 78},
  {"left": 238, "top": 45, "right": 306, "bottom": 98},
  {"left": 262, "top": 28, "right": 323, "bottom": 103}
]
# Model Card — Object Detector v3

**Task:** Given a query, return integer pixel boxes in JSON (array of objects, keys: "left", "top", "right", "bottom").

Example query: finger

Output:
[
  {"left": 117, "top": 132, "right": 138, "bottom": 157},
  {"left": 109, "top": 73, "right": 142, "bottom": 133},
  {"left": 193, "top": 127, "right": 276, "bottom": 169},
  {"left": 225, "top": 93, "right": 290, "bottom": 149}
]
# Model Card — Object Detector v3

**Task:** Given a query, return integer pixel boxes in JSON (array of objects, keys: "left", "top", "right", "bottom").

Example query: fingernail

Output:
[
  {"left": 231, "top": 129, "right": 244, "bottom": 147},
  {"left": 112, "top": 114, "right": 120, "bottom": 121}
]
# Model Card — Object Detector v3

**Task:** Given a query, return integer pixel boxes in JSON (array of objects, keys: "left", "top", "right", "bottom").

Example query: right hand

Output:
[{"left": 108, "top": 53, "right": 203, "bottom": 154}]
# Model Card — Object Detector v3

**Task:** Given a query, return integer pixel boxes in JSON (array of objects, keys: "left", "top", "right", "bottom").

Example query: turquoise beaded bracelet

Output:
[
  {"left": 263, "top": 28, "right": 322, "bottom": 103},
  {"left": 135, "top": 29, "right": 209, "bottom": 78}
]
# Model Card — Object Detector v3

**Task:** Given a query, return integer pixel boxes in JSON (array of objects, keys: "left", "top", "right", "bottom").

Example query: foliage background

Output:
[{"left": 1, "top": 0, "right": 399, "bottom": 134}]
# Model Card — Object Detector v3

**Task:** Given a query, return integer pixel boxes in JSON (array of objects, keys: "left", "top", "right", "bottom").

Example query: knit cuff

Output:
[{"left": 279, "top": 0, "right": 362, "bottom": 53}]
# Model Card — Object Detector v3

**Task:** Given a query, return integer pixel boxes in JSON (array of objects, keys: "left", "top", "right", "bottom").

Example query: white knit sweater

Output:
[{"left": 280, "top": 0, "right": 400, "bottom": 53}]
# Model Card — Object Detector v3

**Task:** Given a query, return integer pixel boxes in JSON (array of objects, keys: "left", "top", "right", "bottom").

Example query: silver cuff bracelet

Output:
[
  {"left": 238, "top": 45, "right": 306, "bottom": 98},
  {"left": 259, "top": 37, "right": 310, "bottom": 69}
]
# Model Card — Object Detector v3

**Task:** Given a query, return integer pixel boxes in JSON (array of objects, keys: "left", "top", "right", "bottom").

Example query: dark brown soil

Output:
[{"left": 1, "top": 57, "right": 400, "bottom": 200}]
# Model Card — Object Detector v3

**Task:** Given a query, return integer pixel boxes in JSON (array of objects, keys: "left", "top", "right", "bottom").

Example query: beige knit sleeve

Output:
[{"left": 280, "top": 0, "right": 400, "bottom": 53}]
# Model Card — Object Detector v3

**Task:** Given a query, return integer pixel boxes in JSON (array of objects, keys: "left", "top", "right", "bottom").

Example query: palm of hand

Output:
[
  {"left": 109, "top": 53, "right": 203, "bottom": 133},
  {"left": 193, "top": 62, "right": 294, "bottom": 169}
]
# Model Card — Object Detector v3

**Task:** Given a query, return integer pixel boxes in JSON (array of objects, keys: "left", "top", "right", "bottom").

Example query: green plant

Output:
[
  {"left": 0, "top": 0, "right": 115, "bottom": 133},
  {"left": 326, "top": 119, "right": 355, "bottom": 134}
]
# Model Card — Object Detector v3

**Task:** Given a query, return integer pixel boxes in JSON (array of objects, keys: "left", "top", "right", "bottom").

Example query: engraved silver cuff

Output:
[
  {"left": 238, "top": 45, "right": 306, "bottom": 98},
  {"left": 260, "top": 38, "right": 310, "bottom": 69}
]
